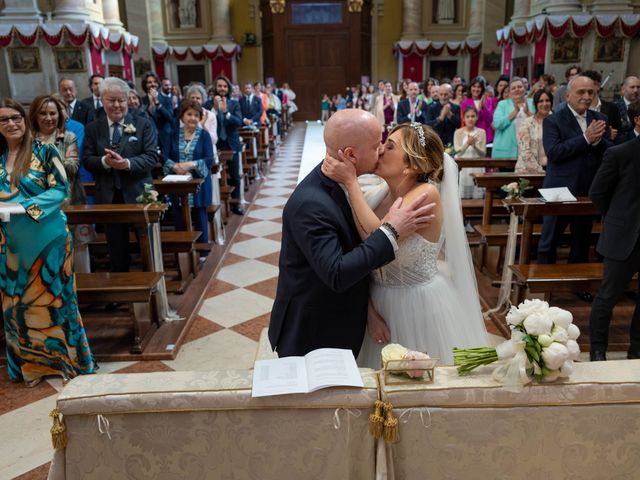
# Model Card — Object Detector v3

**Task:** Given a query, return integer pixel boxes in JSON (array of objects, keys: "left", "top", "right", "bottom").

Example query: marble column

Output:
[
  {"left": 543, "top": 0, "right": 582, "bottom": 14},
  {"left": 401, "top": 0, "right": 422, "bottom": 41},
  {"left": 591, "top": 0, "right": 633, "bottom": 14},
  {"left": 210, "top": 0, "right": 233, "bottom": 43},
  {"left": 102, "top": 0, "right": 124, "bottom": 31},
  {"left": 467, "top": 0, "right": 483, "bottom": 41},
  {"left": 511, "top": 0, "right": 531, "bottom": 24},
  {"left": 52, "top": 0, "right": 92, "bottom": 22},
  {"left": 0, "top": 0, "right": 42, "bottom": 24},
  {"left": 148, "top": 0, "right": 166, "bottom": 45}
]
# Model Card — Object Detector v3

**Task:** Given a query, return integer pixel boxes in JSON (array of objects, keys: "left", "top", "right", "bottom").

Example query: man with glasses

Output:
[{"left": 84, "top": 77, "right": 158, "bottom": 272}]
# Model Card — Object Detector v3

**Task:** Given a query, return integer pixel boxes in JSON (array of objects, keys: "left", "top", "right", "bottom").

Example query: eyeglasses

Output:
[
  {"left": 103, "top": 97, "right": 127, "bottom": 105},
  {"left": 0, "top": 114, "right": 24, "bottom": 126}
]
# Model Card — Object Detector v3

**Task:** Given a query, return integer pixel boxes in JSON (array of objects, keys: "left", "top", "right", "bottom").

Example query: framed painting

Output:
[
  {"left": 594, "top": 37, "right": 624, "bottom": 62},
  {"left": 551, "top": 37, "right": 581, "bottom": 64},
  {"left": 8, "top": 47, "right": 41, "bottom": 73},
  {"left": 55, "top": 48, "right": 85, "bottom": 72}
]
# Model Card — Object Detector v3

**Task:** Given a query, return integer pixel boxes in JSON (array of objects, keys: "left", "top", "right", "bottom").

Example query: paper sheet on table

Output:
[
  {"left": 0, "top": 205, "right": 26, "bottom": 222},
  {"left": 538, "top": 187, "right": 577, "bottom": 202},
  {"left": 162, "top": 174, "right": 192, "bottom": 182}
]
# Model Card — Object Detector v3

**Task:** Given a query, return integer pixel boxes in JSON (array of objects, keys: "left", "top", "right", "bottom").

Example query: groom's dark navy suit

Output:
[{"left": 269, "top": 163, "right": 395, "bottom": 357}]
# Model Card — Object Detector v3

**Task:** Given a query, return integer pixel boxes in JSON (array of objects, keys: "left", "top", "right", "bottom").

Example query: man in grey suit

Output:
[{"left": 84, "top": 77, "right": 158, "bottom": 272}]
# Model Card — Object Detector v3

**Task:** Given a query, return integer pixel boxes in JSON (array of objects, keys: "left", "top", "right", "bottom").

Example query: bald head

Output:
[
  {"left": 567, "top": 75, "right": 595, "bottom": 114},
  {"left": 324, "top": 109, "right": 383, "bottom": 175}
]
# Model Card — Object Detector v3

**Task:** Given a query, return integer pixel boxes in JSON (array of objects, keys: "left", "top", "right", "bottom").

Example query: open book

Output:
[
  {"left": 252, "top": 348, "right": 364, "bottom": 398},
  {"left": 162, "top": 174, "right": 193, "bottom": 182}
]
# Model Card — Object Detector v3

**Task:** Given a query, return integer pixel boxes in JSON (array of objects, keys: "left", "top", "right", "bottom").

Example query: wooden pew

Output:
[
  {"left": 472, "top": 172, "right": 546, "bottom": 225},
  {"left": 503, "top": 197, "right": 601, "bottom": 303},
  {"left": 76, "top": 272, "right": 163, "bottom": 353},
  {"left": 64, "top": 204, "right": 168, "bottom": 353},
  {"left": 455, "top": 157, "right": 517, "bottom": 170}
]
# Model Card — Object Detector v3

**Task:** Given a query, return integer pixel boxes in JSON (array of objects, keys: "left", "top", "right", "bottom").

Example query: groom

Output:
[{"left": 269, "top": 109, "right": 433, "bottom": 357}]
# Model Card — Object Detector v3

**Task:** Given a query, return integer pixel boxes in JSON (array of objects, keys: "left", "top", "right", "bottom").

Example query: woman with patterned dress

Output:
[
  {"left": 515, "top": 89, "right": 552, "bottom": 173},
  {"left": 0, "top": 98, "right": 95, "bottom": 386},
  {"left": 165, "top": 100, "right": 214, "bottom": 257}
]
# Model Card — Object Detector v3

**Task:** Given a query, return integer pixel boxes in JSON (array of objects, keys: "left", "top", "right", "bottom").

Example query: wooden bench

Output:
[
  {"left": 455, "top": 157, "right": 517, "bottom": 170},
  {"left": 462, "top": 198, "right": 506, "bottom": 218},
  {"left": 76, "top": 272, "right": 163, "bottom": 354},
  {"left": 503, "top": 197, "right": 602, "bottom": 303},
  {"left": 472, "top": 172, "right": 546, "bottom": 225}
]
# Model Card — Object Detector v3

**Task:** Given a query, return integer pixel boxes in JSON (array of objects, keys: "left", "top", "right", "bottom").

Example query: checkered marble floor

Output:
[{"left": 0, "top": 125, "right": 306, "bottom": 479}]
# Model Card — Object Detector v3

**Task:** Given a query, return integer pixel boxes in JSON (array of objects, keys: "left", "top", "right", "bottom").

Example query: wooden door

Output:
[
  {"left": 177, "top": 65, "right": 207, "bottom": 92},
  {"left": 262, "top": 0, "right": 371, "bottom": 120}
]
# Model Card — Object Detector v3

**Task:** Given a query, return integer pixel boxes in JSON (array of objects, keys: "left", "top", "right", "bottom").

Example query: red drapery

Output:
[
  {"left": 534, "top": 36, "right": 547, "bottom": 66},
  {"left": 502, "top": 44, "right": 512, "bottom": 76},
  {"left": 89, "top": 43, "right": 104, "bottom": 76},
  {"left": 402, "top": 53, "right": 423, "bottom": 82},
  {"left": 211, "top": 57, "right": 232, "bottom": 81},
  {"left": 469, "top": 53, "right": 480, "bottom": 79},
  {"left": 122, "top": 51, "right": 133, "bottom": 81}
]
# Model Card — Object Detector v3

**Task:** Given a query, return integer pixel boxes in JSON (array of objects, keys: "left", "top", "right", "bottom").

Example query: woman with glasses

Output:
[{"left": 0, "top": 97, "right": 96, "bottom": 387}]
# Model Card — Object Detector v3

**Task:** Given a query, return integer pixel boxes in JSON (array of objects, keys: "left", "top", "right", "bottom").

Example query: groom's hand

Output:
[{"left": 382, "top": 193, "right": 435, "bottom": 239}]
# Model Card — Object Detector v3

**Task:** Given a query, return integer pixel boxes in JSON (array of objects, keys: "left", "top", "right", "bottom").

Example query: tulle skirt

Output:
[{"left": 358, "top": 273, "right": 488, "bottom": 368}]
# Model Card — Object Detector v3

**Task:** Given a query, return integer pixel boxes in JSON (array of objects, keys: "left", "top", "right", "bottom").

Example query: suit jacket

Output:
[
  {"left": 216, "top": 99, "right": 243, "bottom": 151},
  {"left": 80, "top": 96, "right": 104, "bottom": 122},
  {"left": 614, "top": 98, "right": 635, "bottom": 144},
  {"left": 426, "top": 101, "right": 461, "bottom": 145},
  {"left": 269, "top": 164, "right": 395, "bottom": 357},
  {"left": 239, "top": 95, "right": 263, "bottom": 125},
  {"left": 83, "top": 113, "right": 158, "bottom": 203},
  {"left": 69, "top": 99, "right": 94, "bottom": 125},
  {"left": 542, "top": 105, "right": 611, "bottom": 196},
  {"left": 589, "top": 135, "right": 640, "bottom": 261},
  {"left": 396, "top": 98, "right": 429, "bottom": 124},
  {"left": 142, "top": 95, "right": 174, "bottom": 158}
]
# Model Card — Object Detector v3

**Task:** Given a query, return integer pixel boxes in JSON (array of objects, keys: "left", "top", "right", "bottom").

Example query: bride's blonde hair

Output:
[{"left": 389, "top": 123, "right": 444, "bottom": 182}]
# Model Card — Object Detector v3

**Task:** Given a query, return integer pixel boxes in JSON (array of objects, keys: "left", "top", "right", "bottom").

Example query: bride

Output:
[{"left": 322, "top": 122, "right": 488, "bottom": 366}]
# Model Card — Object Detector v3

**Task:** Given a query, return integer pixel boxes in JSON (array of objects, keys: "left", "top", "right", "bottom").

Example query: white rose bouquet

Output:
[
  {"left": 453, "top": 299, "right": 581, "bottom": 388},
  {"left": 136, "top": 183, "right": 162, "bottom": 205}
]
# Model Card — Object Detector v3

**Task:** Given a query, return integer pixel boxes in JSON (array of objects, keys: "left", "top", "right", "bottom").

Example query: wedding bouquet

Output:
[
  {"left": 136, "top": 183, "right": 161, "bottom": 205},
  {"left": 453, "top": 299, "right": 581, "bottom": 388},
  {"left": 501, "top": 178, "right": 532, "bottom": 199}
]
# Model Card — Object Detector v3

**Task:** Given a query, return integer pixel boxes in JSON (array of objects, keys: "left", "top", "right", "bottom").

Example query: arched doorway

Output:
[{"left": 262, "top": 0, "right": 371, "bottom": 120}]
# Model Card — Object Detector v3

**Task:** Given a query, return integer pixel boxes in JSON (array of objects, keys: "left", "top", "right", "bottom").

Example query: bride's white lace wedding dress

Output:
[{"left": 357, "top": 170, "right": 488, "bottom": 367}]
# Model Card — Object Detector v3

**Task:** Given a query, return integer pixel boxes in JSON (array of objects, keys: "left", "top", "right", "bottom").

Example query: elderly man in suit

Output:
[
  {"left": 84, "top": 77, "right": 158, "bottom": 272},
  {"left": 59, "top": 78, "right": 93, "bottom": 125},
  {"left": 588, "top": 100, "right": 640, "bottom": 361},
  {"left": 397, "top": 82, "right": 429, "bottom": 124},
  {"left": 426, "top": 83, "right": 460, "bottom": 145},
  {"left": 239, "top": 82, "right": 263, "bottom": 127},
  {"left": 537, "top": 75, "right": 611, "bottom": 266}
]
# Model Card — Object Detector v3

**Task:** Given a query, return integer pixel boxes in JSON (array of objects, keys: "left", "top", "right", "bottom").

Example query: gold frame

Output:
[
  {"left": 54, "top": 47, "right": 85, "bottom": 73},
  {"left": 8, "top": 47, "right": 41, "bottom": 73}
]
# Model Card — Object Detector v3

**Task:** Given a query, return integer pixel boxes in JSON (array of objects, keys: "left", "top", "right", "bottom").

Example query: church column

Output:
[
  {"left": 591, "top": 0, "right": 633, "bottom": 14},
  {"left": 467, "top": 0, "right": 483, "bottom": 41},
  {"left": 401, "top": 0, "right": 422, "bottom": 41},
  {"left": 543, "top": 0, "right": 581, "bottom": 14},
  {"left": 0, "top": 0, "right": 42, "bottom": 24},
  {"left": 210, "top": 0, "right": 233, "bottom": 43},
  {"left": 102, "top": 0, "right": 124, "bottom": 31},
  {"left": 147, "top": 0, "right": 166, "bottom": 45},
  {"left": 511, "top": 0, "right": 531, "bottom": 24},
  {"left": 52, "top": 0, "right": 92, "bottom": 22}
]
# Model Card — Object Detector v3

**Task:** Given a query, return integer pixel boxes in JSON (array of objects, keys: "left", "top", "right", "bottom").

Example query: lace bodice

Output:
[{"left": 372, "top": 233, "right": 440, "bottom": 287}]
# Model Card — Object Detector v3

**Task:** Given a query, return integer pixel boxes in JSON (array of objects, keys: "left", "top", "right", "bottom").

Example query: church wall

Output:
[
  {"left": 373, "top": 2, "right": 403, "bottom": 83},
  {"left": 480, "top": 0, "right": 508, "bottom": 84},
  {"left": 124, "top": 0, "right": 153, "bottom": 78},
  {"left": 230, "top": 0, "right": 262, "bottom": 83}
]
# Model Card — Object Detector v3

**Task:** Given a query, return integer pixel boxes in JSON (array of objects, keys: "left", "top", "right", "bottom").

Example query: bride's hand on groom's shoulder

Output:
[{"left": 321, "top": 150, "right": 357, "bottom": 186}]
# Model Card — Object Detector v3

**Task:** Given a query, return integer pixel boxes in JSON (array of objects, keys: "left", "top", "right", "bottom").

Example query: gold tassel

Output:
[
  {"left": 49, "top": 408, "right": 67, "bottom": 449},
  {"left": 368, "top": 400, "right": 385, "bottom": 438},
  {"left": 383, "top": 402, "right": 399, "bottom": 443}
]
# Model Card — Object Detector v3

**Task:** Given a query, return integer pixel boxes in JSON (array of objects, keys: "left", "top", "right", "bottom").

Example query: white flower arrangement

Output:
[
  {"left": 453, "top": 300, "right": 581, "bottom": 388},
  {"left": 123, "top": 123, "right": 136, "bottom": 134},
  {"left": 382, "top": 343, "right": 432, "bottom": 379}
]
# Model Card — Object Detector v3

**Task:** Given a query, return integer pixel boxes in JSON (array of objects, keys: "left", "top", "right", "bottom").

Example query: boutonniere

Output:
[{"left": 123, "top": 123, "right": 136, "bottom": 134}]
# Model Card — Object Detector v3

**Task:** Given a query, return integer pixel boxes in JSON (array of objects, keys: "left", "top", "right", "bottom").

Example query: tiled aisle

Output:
[{"left": 0, "top": 125, "right": 306, "bottom": 480}]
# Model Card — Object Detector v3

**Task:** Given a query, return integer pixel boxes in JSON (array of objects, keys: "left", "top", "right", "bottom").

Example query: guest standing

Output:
[
  {"left": 455, "top": 106, "right": 487, "bottom": 203},
  {"left": 614, "top": 76, "right": 640, "bottom": 143},
  {"left": 59, "top": 78, "right": 93, "bottom": 125},
  {"left": 491, "top": 77, "right": 534, "bottom": 159},
  {"left": 0, "top": 98, "right": 96, "bottom": 386},
  {"left": 515, "top": 89, "right": 552, "bottom": 173},
  {"left": 373, "top": 82, "right": 398, "bottom": 142},
  {"left": 537, "top": 75, "right": 611, "bottom": 264},
  {"left": 165, "top": 100, "right": 214, "bottom": 252},
  {"left": 588, "top": 100, "right": 640, "bottom": 361},
  {"left": 396, "top": 82, "right": 428, "bottom": 124},
  {"left": 84, "top": 77, "right": 159, "bottom": 272},
  {"left": 460, "top": 77, "right": 495, "bottom": 143},
  {"left": 184, "top": 83, "right": 218, "bottom": 155},
  {"left": 426, "top": 83, "right": 461, "bottom": 146}
]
